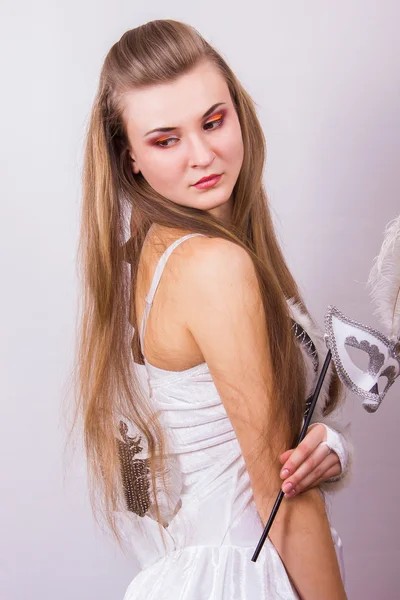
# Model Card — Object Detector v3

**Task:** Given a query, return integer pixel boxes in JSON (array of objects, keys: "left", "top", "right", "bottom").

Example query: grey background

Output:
[{"left": 1, "top": 1, "right": 399, "bottom": 598}]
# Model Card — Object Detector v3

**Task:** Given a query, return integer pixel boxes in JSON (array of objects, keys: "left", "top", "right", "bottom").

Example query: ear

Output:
[{"left": 129, "top": 151, "right": 141, "bottom": 175}]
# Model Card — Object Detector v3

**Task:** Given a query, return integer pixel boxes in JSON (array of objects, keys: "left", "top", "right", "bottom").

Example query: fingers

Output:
[
  {"left": 297, "top": 463, "right": 342, "bottom": 493},
  {"left": 279, "top": 423, "right": 326, "bottom": 480},
  {"left": 281, "top": 445, "right": 340, "bottom": 498},
  {"left": 279, "top": 449, "right": 293, "bottom": 465}
]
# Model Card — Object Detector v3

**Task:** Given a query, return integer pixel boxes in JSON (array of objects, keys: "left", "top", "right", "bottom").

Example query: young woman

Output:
[{"left": 75, "top": 19, "right": 352, "bottom": 599}]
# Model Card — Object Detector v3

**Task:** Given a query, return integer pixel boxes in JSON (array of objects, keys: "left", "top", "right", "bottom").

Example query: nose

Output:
[{"left": 187, "top": 133, "right": 216, "bottom": 168}]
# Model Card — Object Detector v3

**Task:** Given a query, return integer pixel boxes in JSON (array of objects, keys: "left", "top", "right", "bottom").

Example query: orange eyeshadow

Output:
[
  {"left": 155, "top": 135, "right": 170, "bottom": 143},
  {"left": 154, "top": 112, "right": 224, "bottom": 144},
  {"left": 208, "top": 113, "right": 223, "bottom": 122}
]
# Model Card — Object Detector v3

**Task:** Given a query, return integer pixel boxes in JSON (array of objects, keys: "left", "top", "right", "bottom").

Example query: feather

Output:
[{"left": 367, "top": 214, "right": 400, "bottom": 340}]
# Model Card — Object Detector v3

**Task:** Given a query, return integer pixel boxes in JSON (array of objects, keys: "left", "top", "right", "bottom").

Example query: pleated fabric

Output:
[{"left": 124, "top": 544, "right": 300, "bottom": 600}]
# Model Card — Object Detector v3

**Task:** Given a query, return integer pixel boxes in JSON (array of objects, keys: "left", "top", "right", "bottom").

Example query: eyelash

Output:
[{"left": 154, "top": 114, "right": 225, "bottom": 148}]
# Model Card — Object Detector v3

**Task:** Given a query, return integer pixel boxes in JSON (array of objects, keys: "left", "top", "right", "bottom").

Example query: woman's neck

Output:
[{"left": 207, "top": 194, "right": 233, "bottom": 226}]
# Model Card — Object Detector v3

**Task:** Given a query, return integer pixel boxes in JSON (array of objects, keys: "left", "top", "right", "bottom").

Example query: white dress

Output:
[{"left": 118, "top": 234, "right": 349, "bottom": 600}]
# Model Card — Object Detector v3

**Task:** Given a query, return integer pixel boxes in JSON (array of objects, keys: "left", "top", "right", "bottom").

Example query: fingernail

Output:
[
  {"left": 280, "top": 469, "right": 290, "bottom": 479},
  {"left": 285, "top": 488, "right": 296, "bottom": 499},
  {"left": 282, "top": 482, "right": 293, "bottom": 494}
]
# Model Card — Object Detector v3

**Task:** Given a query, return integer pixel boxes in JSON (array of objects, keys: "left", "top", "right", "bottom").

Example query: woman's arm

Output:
[{"left": 181, "top": 237, "right": 346, "bottom": 600}]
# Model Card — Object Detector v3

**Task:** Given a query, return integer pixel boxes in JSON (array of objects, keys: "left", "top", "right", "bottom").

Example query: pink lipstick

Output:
[{"left": 192, "top": 174, "right": 222, "bottom": 189}]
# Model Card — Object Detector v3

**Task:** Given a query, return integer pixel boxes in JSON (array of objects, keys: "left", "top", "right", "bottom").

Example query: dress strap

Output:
[{"left": 139, "top": 233, "right": 206, "bottom": 354}]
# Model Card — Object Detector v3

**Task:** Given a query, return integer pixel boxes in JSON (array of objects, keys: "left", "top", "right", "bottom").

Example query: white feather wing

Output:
[{"left": 367, "top": 214, "right": 400, "bottom": 339}]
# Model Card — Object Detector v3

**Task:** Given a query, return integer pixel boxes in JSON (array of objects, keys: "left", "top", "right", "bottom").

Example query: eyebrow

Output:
[{"left": 144, "top": 102, "right": 227, "bottom": 137}]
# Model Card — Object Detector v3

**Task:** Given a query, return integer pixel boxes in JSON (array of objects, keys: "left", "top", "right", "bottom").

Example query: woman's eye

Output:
[
  {"left": 154, "top": 114, "right": 224, "bottom": 147},
  {"left": 204, "top": 114, "right": 224, "bottom": 131},
  {"left": 155, "top": 137, "right": 178, "bottom": 148}
]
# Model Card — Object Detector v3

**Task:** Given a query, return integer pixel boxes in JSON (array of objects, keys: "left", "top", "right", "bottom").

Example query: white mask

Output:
[{"left": 325, "top": 305, "right": 400, "bottom": 412}]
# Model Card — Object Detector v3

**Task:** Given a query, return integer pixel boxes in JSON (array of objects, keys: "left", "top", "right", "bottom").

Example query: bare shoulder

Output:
[
  {"left": 145, "top": 225, "right": 254, "bottom": 281},
  {"left": 178, "top": 235, "right": 258, "bottom": 291},
  {"left": 172, "top": 236, "right": 263, "bottom": 330}
]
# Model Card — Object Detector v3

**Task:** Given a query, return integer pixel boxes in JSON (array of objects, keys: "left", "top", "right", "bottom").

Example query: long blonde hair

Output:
[{"left": 73, "top": 19, "right": 342, "bottom": 540}]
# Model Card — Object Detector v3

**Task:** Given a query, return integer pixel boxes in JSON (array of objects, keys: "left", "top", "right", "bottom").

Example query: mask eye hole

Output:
[
  {"left": 344, "top": 344, "right": 370, "bottom": 372},
  {"left": 371, "top": 368, "right": 396, "bottom": 395}
]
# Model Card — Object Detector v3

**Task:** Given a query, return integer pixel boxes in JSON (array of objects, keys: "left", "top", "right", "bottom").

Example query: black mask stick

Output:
[{"left": 251, "top": 349, "right": 332, "bottom": 562}]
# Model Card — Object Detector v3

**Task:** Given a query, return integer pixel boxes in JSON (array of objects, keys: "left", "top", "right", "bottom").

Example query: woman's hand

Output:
[{"left": 279, "top": 423, "right": 342, "bottom": 498}]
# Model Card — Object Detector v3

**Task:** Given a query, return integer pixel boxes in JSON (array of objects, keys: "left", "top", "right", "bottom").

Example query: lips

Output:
[{"left": 193, "top": 173, "right": 221, "bottom": 185}]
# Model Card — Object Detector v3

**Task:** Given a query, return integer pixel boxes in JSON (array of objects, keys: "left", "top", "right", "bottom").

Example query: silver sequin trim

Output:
[
  {"left": 344, "top": 336, "right": 385, "bottom": 377},
  {"left": 117, "top": 421, "right": 151, "bottom": 516}
]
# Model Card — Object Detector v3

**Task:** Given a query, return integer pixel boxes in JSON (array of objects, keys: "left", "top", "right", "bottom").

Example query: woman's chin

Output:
[
  {"left": 165, "top": 187, "right": 233, "bottom": 215},
  {"left": 187, "top": 188, "right": 232, "bottom": 213}
]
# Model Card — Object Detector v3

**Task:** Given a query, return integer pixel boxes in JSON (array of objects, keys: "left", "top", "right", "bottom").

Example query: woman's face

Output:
[{"left": 121, "top": 60, "right": 244, "bottom": 221}]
